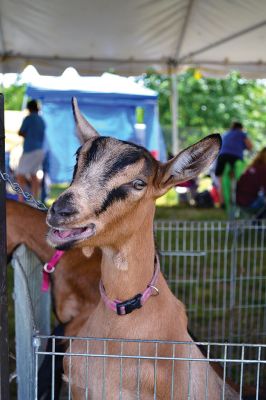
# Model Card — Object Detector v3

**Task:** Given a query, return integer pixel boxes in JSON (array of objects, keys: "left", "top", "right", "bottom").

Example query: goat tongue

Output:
[
  {"left": 58, "top": 229, "right": 73, "bottom": 238},
  {"left": 57, "top": 227, "right": 87, "bottom": 239}
]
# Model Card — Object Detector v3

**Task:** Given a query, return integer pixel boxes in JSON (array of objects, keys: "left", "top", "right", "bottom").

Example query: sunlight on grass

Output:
[
  {"left": 155, "top": 205, "right": 226, "bottom": 220},
  {"left": 156, "top": 188, "right": 178, "bottom": 207}
]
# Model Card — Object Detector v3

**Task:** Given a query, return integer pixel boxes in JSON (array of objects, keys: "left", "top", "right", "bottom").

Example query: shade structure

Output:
[
  {"left": 0, "top": 0, "right": 266, "bottom": 78},
  {"left": 26, "top": 70, "right": 166, "bottom": 183}
]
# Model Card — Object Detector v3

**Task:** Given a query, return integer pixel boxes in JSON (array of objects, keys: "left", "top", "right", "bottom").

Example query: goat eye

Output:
[{"left": 132, "top": 179, "right": 146, "bottom": 190}]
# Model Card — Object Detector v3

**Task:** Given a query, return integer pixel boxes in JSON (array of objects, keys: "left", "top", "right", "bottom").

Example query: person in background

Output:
[
  {"left": 214, "top": 121, "right": 253, "bottom": 206},
  {"left": 236, "top": 147, "right": 266, "bottom": 217},
  {"left": 16, "top": 99, "right": 45, "bottom": 201}
]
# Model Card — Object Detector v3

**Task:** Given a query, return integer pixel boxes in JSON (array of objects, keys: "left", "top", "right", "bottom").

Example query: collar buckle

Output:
[
  {"left": 116, "top": 293, "right": 142, "bottom": 315},
  {"left": 43, "top": 262, "right": 55, "bottom": 273}
]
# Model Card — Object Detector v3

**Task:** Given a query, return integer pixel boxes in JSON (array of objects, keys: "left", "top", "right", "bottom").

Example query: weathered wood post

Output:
[{"left": 0, "top": 94, "right": 10, "bottom": 399}]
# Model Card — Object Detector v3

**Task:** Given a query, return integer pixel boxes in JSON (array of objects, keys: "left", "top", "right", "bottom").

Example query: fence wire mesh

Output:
[
  {"left": 33, "top": 336, "right": 266, "bottom": 399},
  {"left": 154, "top": 219, "right": 266, "bottom": 345}
]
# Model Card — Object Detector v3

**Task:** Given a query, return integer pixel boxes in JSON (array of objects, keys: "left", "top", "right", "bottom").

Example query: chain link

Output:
[{"left": 0, "top": 169, "right": 48, "bottom": 211}]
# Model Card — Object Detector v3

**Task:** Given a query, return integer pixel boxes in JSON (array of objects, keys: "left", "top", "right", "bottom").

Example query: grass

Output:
[{"left": 155, "top": 204, "right": 227, "bottom": 220}]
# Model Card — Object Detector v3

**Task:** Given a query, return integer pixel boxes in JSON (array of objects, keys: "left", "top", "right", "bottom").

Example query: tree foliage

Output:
[
  {"left": 2, "top": 82, "right": 26, "bottom": 110},
  {"left": 139, "top": 69, "right": 266, "bottom": 152},
  {"left": 3, "top": 70, "right": 266, "bottom": 152}
]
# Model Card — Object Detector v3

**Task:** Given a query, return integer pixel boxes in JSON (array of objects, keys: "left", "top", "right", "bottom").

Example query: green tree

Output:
[
  {"left": 139, "top": 69, "right": 266, "bottom": 152},
  {"left": 1, "top": 82, "right": 26, "bottom": 110}
]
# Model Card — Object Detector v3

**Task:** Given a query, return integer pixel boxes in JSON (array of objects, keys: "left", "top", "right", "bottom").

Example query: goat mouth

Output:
[{"left": 47, "top": 223, "right": 96, "bottom": 247}]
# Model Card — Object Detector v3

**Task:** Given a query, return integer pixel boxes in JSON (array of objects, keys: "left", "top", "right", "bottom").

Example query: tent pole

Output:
[
  {"left": 171, "top": 70, "right": 179, "bottom": 155},
  {"left": 0, "top": 94, "right": 10, "bottom": 400}
]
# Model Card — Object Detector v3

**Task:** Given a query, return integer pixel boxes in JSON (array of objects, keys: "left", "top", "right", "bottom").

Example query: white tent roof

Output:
[
  {"left": 0, "top": 0, "right": 266, "bottom": 77},
  {"left": 23, "top": 67, "right": 157, "bottom": 96}
]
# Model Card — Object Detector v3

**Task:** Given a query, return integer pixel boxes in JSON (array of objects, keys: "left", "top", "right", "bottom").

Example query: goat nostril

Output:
[
  {"left": 58, "top": 209, "right": 74, "bottom": 217},
  {"left": 49, "top": 191, "right": 76, "bottom": 218},
  {"left": 54, "top": 204, "right": 76, "bottom": 217},
  {"left": 50, "top": 200, "right": 76, "bottom": 218}
]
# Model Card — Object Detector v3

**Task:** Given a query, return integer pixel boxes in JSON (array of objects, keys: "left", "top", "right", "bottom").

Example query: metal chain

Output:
[{"left": 0, "top": 169, "right": 48, "bottom": 210}]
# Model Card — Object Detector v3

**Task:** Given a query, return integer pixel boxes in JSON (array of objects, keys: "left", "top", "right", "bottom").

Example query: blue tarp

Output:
[{"left": 26, "top": 72, "right": 166, "bottom": 183}]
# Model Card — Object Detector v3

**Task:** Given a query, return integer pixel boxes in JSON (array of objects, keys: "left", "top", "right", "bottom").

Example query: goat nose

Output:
[{"left": 50, "top": 199, "right": 76, "bottom": 217}]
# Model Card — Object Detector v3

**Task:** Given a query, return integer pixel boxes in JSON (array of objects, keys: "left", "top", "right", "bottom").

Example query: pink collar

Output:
[
  {"left": 41, "top": 250, "right": 64, "bottom": 292},
  {"left": 99, "top": 255, "right": 160, "bottom": 315}
]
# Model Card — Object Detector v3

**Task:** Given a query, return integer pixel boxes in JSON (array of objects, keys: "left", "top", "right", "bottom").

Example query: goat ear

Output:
[
  {"left": 72, "top": 97, "right": 100, "bottom": 144},
  {"left": 156, "top": 134, "right": 221, "bottom": 196}
]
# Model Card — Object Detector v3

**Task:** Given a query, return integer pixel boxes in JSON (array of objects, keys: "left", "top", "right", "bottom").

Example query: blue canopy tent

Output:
[{"left": 26, "top": 70, "right": 166, "bottom": 183}]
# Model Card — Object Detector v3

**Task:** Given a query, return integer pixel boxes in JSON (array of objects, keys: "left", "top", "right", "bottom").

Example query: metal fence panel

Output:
[
  {"left": 33, "top": 335, "right": 266, "bottom": 400},
  {"left": 12, "top": 244, "right": 51, "bottom": 400},
  {"left": 154, "top": 219, "right": 266, "bottom": 344},
  {"left": 154, "top": 219, "right": 266, "bottom": 387}
]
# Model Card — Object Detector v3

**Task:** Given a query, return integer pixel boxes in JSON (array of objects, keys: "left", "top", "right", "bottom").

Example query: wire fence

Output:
[
  {"left": 33, "top": 335, "right": 266, "bottom": 399},
  {"left": 154, "top": 219, "right": 266, "bottom": 344},
  {"left": 154, "top": 219, "right": 266, "bottom": 391}
]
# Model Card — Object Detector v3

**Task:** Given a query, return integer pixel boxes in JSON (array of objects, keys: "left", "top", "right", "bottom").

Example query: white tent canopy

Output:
[
  {"left": 0, "top": 0, "right": 266, "bottom": 78},
  {"left": 21, "top": 67, "right": 157, "bottom": 96}
]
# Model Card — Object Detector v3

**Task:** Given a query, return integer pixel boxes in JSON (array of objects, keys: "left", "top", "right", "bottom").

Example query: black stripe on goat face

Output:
[
  {"left": 102, "top": 149, "right": 144, "bottom": 183},
  {"left": 83, "top": 137, "right": 150, "bottom": 182},
  {"left": 77, "top": 137, "right": 154, "bottom": 182},
  {"left": 71, "top": 138, "right": 108, "bottom": 183},
  {"left": 85, "top": 137, "right": 108, "bottom": 167},
  {"left": 107, "top": 139, "right": 154, "bottom": 181},
  {"left": 73, "top": 137, "right": 155, "bottom": 216},
  {"left": 97, "top": 150, "right": 154, "bottom": 215},
  {"left": 71, "top": 146, "right": 82, "bottom": 183},
  {"left": 96, "top": 186, "right": 129, "bottom": 216}
]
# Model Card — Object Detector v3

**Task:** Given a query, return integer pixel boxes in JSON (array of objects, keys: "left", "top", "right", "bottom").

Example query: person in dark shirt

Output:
[
  {"left": 16, "top": 99, "right": 45, "bottom": 201},
  {"left": 236, "top": 147, "right": 266, "bottom": 214},
  {"left": 215, "top": 121, "right": 253, "bottom": 205}
]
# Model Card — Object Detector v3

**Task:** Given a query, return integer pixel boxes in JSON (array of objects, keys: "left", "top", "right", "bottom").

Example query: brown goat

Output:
[{"left": 46, "top": 99, "right": 239, "bottom": 399}]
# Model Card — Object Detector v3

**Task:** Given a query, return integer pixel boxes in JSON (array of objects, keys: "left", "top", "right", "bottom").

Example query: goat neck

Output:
[{"left": 100, "top": 209, "right": 156, "bottom": 301}]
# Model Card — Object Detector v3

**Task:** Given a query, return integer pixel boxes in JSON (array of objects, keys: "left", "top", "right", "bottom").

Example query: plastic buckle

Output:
[
  {"left": 116, "top": 293, "right": 142, "bottom": 315},
  {"left": 43, "top": 263, "right": 55, "bottom": 274}
]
